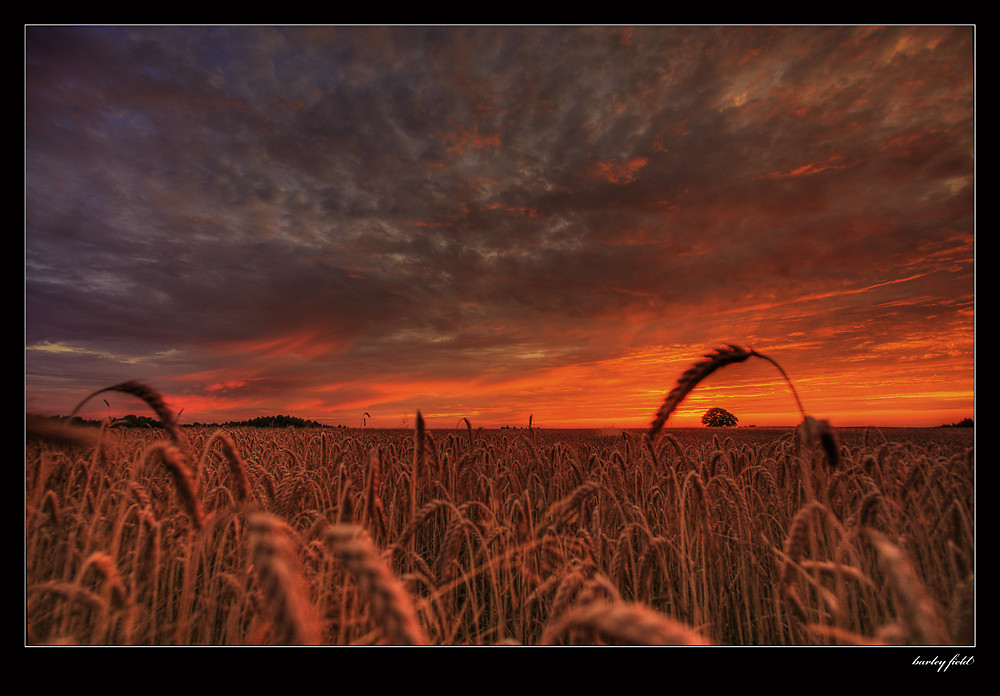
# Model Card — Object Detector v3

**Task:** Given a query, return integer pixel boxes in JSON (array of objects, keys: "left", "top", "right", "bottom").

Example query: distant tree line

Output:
[
  {"left": 26, "top": 414, "right": 165, "bottom": 430},
  {"left": 939, "top": 418, "right": 973, "bottom": 428},
  {"left": 27, "top": 413, "right": 335, "bottom": 430},
  {"left": 115, "top": 414, "right": 163, "bottom": 429},
  {"left": 216, "top": 414, "right": 326, "bottom": 429}
]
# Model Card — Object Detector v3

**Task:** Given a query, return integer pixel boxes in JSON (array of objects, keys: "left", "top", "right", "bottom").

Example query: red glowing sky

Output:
[{"left": 25, "top": 26, "right": 975, "bottom": 428}]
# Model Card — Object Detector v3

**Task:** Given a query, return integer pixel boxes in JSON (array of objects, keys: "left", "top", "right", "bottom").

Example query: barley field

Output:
[
  {"left": 25, "top": 350, "right": 974, "bottom": 646},
  {"left": 25, "top": 409, "right": 973, "bottom": 646}
]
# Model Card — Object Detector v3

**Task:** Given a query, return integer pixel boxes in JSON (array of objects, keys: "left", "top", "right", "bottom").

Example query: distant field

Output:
[{"left": 25, "top": 413, "right": 973, "bottom": 645}]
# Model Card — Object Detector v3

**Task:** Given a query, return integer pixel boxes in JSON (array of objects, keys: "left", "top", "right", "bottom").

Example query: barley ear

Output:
[
  {"left": 325, "top": 524, "right": 429, "bottom": 645},
  {"left": 152, "top": 443, "right": 206, "bottom": 531},
  {"left": 248, "top": 514, "right": 323, "bottom": 645},
  {"left": 541, "top": 601, "right": 712, "bottom": 645},
  {"left": 866, "top": 529, "right": 951, "bottom": 645}
]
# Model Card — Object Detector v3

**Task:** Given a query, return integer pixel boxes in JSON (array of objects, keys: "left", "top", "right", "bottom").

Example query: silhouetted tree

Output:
[{"left": 702, "top": 407, "right": 738, "bottom": 427}]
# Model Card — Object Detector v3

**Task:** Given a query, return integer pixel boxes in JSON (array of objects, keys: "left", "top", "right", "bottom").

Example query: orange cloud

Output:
[
  {"left": 587, "top": 156, "right": 649, "bottom": 184},
  {"left": 765, "top": 157, "right": 847, "bottom": 179}
]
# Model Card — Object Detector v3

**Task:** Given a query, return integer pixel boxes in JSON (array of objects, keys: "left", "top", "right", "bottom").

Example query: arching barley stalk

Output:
[
  {"left": 69, "top": 380, "right": 185, "bottom": 446},
  {"left": 647, "top": 345, "right": 807, "bottom": 441}
]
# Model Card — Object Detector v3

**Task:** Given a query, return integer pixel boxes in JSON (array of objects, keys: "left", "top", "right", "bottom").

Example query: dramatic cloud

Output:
[{"left": 26, "top": 26, "right": 975, "bottom": 427}]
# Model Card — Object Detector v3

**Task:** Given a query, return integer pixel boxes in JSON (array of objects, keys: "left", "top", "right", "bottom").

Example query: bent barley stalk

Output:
[
  {"left": 647, "top": 345, "right": 806, "bottom": 441},
  {"left": 70, "top": 381, "right": 185, "bottom": 446}
]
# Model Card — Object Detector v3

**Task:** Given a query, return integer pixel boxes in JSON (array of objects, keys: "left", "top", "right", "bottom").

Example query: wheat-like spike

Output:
[
  {"left": 866, "top": 529, "right": 951, "bottom": 645},
  {"left": 437, "top": 517, "right": 468, "bottom": 578},
  {"left": 425, "top": 430, "right": 440, "bottom": 479},
  {"left": 577, "top": 572, "right": 622, "bottom": 606},
  {"left": 247, "top": 514, "right": 323, "bottom": 646},
  {"left": 647, "top": 345, "right": 806, "bottom": 441},
  {"left": 414, "top": 410, "right": 425, "bottom": 472},
  {"left": 152, "top": 443, "right": 206, "bottom": 531},
  {"left": 133, "top": 510, "right": 162, "bottom": 588},
  {"left": 361, "top": 447, "right": 386, "bottom": 539},
  {"left": 817, "top": 420, "right": 841, "bottom": 469},
  {"left": 77, "top": 552, "right": 130, "bottom": 607},
  {"left": 550, "top": 565, "right": 587, "bottom": 619},
  {"left": 458, "top": 417, "right": 474, "bottom": 450},
  {"left": 541, "top": 601, "right": 712, "bottom": 645},
  {"left": 800, "top": 416, "right": 842, "bottom": 469},
  {"left": 204, "top": 430, "right": 253, "bottom": 504},
  {"left": 410, "top": 411, "right": 425, "bottom": 532},
  {"left": 857, "top": 490, "right": 883, "bottom": 528},
  {"left": 948, "top": 576, "right": 975, "bottom": 645},
  {"left": 780, "top": 501, "right": 823, "bottom": 586},
  {"left": 325, "top": 524, "right": 429, "bottom": 646},
  {"left": 541, "top": 481, "right": 602, "bottom": 527},
  {"left": 647, "top": 345, "right": 755, "bottom": 440},
  {"left": 524, "top": 571, "right": 561, "bottom": 610},
  {"left": 777, "top": 501, "right": 825, "bottom": 623},
  {"left": 41, "top": 489, "right": 60, "bottom": 526}
]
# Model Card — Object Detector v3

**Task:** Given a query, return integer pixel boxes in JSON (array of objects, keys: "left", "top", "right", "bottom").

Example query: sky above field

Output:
[{"left": 25, "top": 26, "right": 975, "bottom": 428}]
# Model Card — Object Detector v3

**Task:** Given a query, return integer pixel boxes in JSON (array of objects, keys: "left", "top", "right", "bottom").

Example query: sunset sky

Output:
[{"left": 25, "top": 26, "right": 975, "bottom": 429}]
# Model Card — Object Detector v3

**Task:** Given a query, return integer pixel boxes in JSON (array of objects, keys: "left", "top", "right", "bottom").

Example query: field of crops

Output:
[{"left": 25, "top": 405, "right": 974, "bottom": 646}]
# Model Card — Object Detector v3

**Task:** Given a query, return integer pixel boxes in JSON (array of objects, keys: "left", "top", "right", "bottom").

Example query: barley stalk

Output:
[
  {"left": 70, "top": 381, "right": 184, "bottom": 446},
  {"left": 410, "top": 411, "right": 425, "bottom": 533},
  {"left": 247, "top": 513, "right": 323, "bottom": 646},
  {"left": 866, "top": 529, "right": 951, "bottom": 645},
  {"left": 151, "top": 443, "right": 206, "bottom": 531},
  {"left": 325, "top": 524, "right": 429, "bottom": 645},
  {"left": 647, "top": 345, "right": 806, "bottom": 441},
  {"left": 206, "top": 431, "right": 253, "bottom": 504}
]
